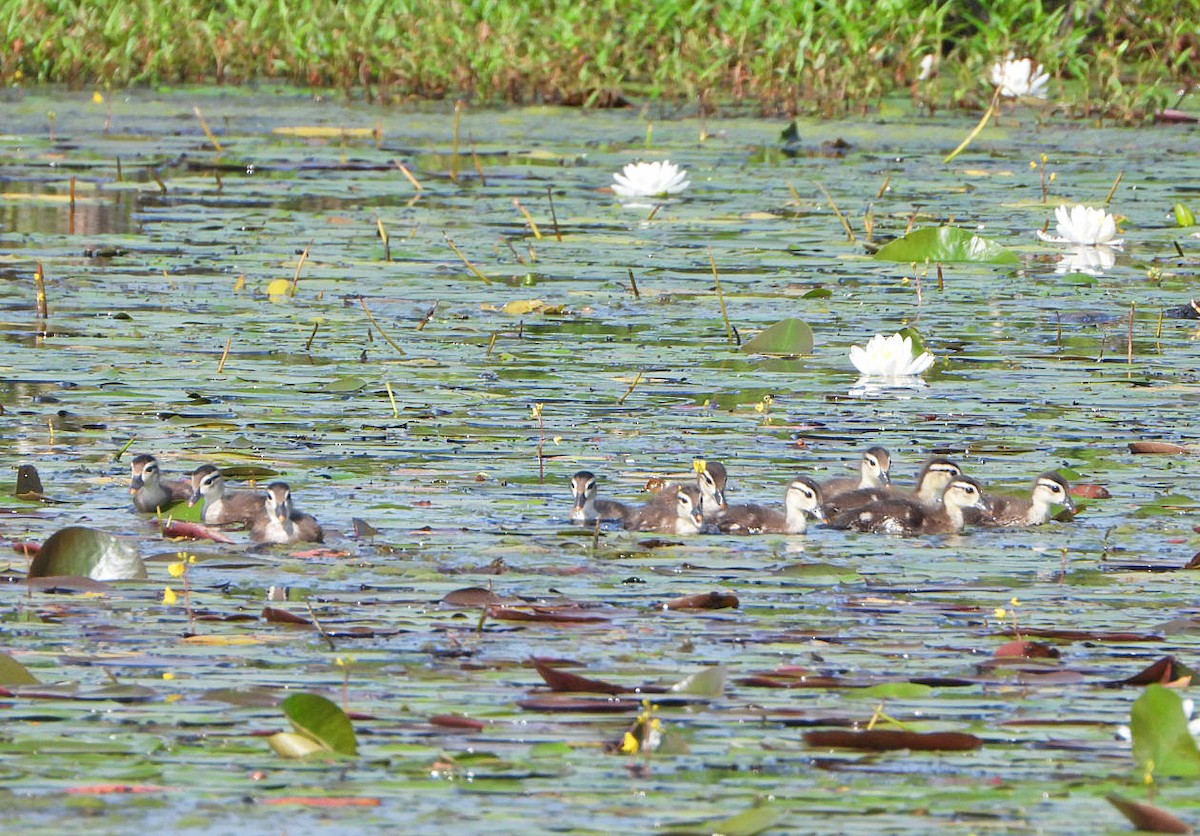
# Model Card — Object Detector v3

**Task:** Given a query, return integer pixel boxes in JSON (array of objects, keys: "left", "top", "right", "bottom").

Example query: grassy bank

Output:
[{"left": 2, "top": 0, "right": 1197, "bottom": 116}]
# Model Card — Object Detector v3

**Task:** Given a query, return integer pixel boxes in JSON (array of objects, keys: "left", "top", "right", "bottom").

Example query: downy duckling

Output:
[
  {"left": 250, "top": 482, "right": 324, "bottom": 544},
  {"left": 822, "top": 446, "right": 891, "bottom": 499},
  {"left": 830, "top": 475, "right": 987, "bottom": 536},
  {"left": 639, "top": 459, "right": 730, "bottom": 518},
  {"left": 569, "top": 470, "right": 631, "bottom": 523},
  {"left": 714, "top": 476, "right": 826, "bottom": 535},
  {"left": 981, "top": 472, "right": 1075, "bottom": 527},
  {"left": 824, "top": 457, "right": 961, "bottom": 517},
  {"left": 190, "top": 464, "right": 265, "bottom": 526},
  {"left": 129, "top": 454, "right": 191, "bottom": 513},
  {"left": 624, "top": 484, "right": 705, "bottom": 535}
]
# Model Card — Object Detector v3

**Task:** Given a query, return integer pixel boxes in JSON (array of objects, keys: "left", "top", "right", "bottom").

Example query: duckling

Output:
[
  {"left": 714, "top": 476, "right": 826, "bottom": 534},
  {"left": 824, "top": 457, "right": 961, "bottom": 517},
  {"left": 981, "top": 472, "right": 1074, "bottom": 527},
  {"left": 624, "top": 484, "right": 705, "bottom": 535},
  {"left": 129, "top": 454, "right": 191, "bottom": 513},
  {"left": 822, "top": 447, "right": 891, "bottom": 500},
  {"left": 250, "top": 482, "right": 324, "bottom": 544},
  {"left": 639, "top": 459, "right": 730, "bottom": 518},
  {"left": 569, "top": 470, "right": 631, "bottom": 523},
  {"left": 830, "top": 475, "right": 987, "bottom": 536},
  {"left": 189, "top": 464, "right": 265, "bottom": 526}
]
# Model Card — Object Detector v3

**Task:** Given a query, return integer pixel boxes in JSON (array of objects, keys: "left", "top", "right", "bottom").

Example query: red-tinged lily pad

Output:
[
  {"left": 159, "top": 521, "right": 235, "bottom": 544},
  {"left": 661, "top": 591, "right": 739, "bottom": 611},
  {"left": 1107, "top": 793, "right": 1194, "bottom": 833},
  {"left": 488, "top": 606, "right": 610, "bottom": 623},
  {"left": 429, "top": 714, "right": 486, "bottom": 731},
  {"left": 995, "top": 640, "right": 1061, "bottom": 659},
  {"left": 533, "top": 658, "right": 625, "bottom": 694},
  {"left": 1130, "top": 441, "right": 1193, "bottom": 455},
  {"left": 28, "top": 526, "right": 146, "bottom": 581},
  {"left": 803, "top": 729, "right": 983, "bottom": 752},
  {"left": 65, "top": 784, "right": 176, "bottom": 795},
  {"left": 1008, "top": 627, "right": 1161, "bottom": 642},
  {"left": 10, "top": 541, "right": 41, "bottom": 556},
  {"left": 1156, "top": 109, "right": 1200, "bottom": 124},
  {"left": 262, "top": 607, "right": 313, "bottom": 626},
  {"left": 1071, "top": 483, "right": 1111, "bottom": 499},
  {"left": 1110, "top": 656, "right": 1195, "bottom": 687},
  {"left": 517, "top": 695, "right": 641, "bottom": 712},
  {"left": 442, "top": 587, "right": 503, "bottom": 607}
]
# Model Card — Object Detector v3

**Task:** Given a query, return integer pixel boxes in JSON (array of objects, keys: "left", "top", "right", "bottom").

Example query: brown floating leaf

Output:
[
  {"left": 441, "top": 587, "right": 501, "bottom": 607},
  {"left": 1155, "top": 109, "right": 1200, "bottom": 124},
  {"left": 1005, "top": 627, "right": 1161, "bottom": 642},
  {"left": 262, "top": 607, "right": 313, "bottom": 626},
  {"left": 11, "top": 541, "right": 41, "bottom": 556},
  {"left": 289, "top": 548, "right": 351, "bottom": 558},
  {"left": 533, "top": 658, "right": 624, "bottom": 694},
  {"left": 1106, "top": 793, "right": 1193, "bottom": 834},
  {"left": 159, "top": 521, "right": 236, "bottom": 544},
  {"left": 1130, "top": 441, "right": 1193, "bottom": 455},
  {"left": 15, "top": 464, "right": 45, "bottom": 496},
  {"left": 430, "top": 714, "right": 486, "bottom": 731},
  {"left": 803, "top": 729, "right": 983, "bottom": 752},
  {"left": 662, "top": 591, "right": 740, "bottom": 611},
  {"left": 994, "top": 640, "right": 1061, "bottom": 659},
  {"left": 488, "top": 606, "right": 609, "bottom": 623},
  {"left": 1185, "top": 553, "right": 1200, "bottom": 571},
  {"left": 1109, "top": 655, "right": 1195, "bottom": 687},
  {"left": 517, "top": 695, "right": 641, "bottom": 712},
  {"left": 1070, "top": 483, "right": 1111, "bottom": 499},
  {"left": 351, "top": 517, "right": 378, "bottom": 537}
]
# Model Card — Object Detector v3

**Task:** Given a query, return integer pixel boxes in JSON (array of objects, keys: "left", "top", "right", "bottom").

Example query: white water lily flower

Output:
[
  {"left": 611, "top": 160, "right": 690, "bottom": 199},
  {"left": 917, "top": 54, "right": 937, "bottom": 82},
  {"left": 991, "top": 54, "right": 1049, "bottom": 99},
  {"left": 1037, "top": 204, "right": 1125, "bottom": 247},
  {"left": 849, "top": 333, "right": 934, "bottom": 377},
  {"left": 1055, "top": 245, "right": 1117, "bottom": 276}
]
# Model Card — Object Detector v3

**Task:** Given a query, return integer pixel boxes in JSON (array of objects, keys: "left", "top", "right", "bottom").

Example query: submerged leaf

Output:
[
  {"left": 740, "top": 318, "right": 814, "bottom": 356},
  {"left": 874, "top": 226, "right": 1019, "bottom": 264},
  {"left": 281, "top": 693, "right": 358, "bottom": 756},
  {"left": 28, "top": 527, "right": 146, "bottom": 581}
]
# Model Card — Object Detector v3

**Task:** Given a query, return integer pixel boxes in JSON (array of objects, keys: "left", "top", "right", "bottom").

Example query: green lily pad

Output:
[
  {"left": 669, "top": 665, "right": 727, "bottom": 698},
  {"left": 874, "top": 226, "right": 1019, "bottom": 264},
  {"left": 281, "top": 692, "right": 358, "bottom": 757},
  {"left": 1174, "top": 202, "right": 1196, "bottom": 227},
  {"left": 1131, "top": 683, "right": 1200, "bottom": 778},
  {"left": 0, "top": 652, "right": 40, "bottom": 685},
  {"left": 740, "top": 318, "right": 814, "bottom": 356},
  {"left": 28, "top": 527, "right": 147, "bottom": 581}
]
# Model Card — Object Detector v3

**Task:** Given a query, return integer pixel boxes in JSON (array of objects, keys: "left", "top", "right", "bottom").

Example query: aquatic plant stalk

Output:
[
  {"left": 377, "top": 219, "right": 391, "bottom": 260},
  {"left": 289, "top": 240, "right": 312, "bottom": 297},
  {"left": 617, "top": 371, "right": 643, "bottom": 405},
  {"left": 546, "top": 185, "right": 562, "bottom": 241},
  {"left": 192, "top": 106, "right": 222, "bottom": 154},
  {"left": 513, "top": 198, "right": 542, "bottom": 240},
  {"left": 33, "top": 261, "right": 48, "bottom": 319},
  {"left": 709, "top": 251, "right": 735, "bottom": 344},
  {"left": 814, "top": 181, "right": 856, "bottom": 242},
  {"left": 627, "top": 268, "right": 640, "bottom": 299},
  {"left": 944, "top": 88, "right": 1000, "bottom": 164},
  {"left": 451, "top": 100, "right": 463, "bottom": 183},
  {"left": 394, "top": 161, "right": 423, "bottom": 190},
  {"left": 1105, "top": 171, "right": 1124, "bottom": 205},
  {"left": 445, "top": 237, "right": 491, "bottom": 284},
  {"left": 359, "top": 298, "right": 407, "bottom": 355},
  {"left": 217, "top": 337, "right": 232, "bottom": 373},
  {"left": 385, "top": 381, "right": 399, "bottom": 418}
]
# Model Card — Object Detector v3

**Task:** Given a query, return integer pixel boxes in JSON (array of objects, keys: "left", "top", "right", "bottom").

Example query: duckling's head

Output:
[
  {"left": 942, "top": 475, "right": 987, "bottom": 512},
  {"left": 1031, "top": 473, "right": 1074, "bottom": 513},
  {"left": 264, "top": 482, "right": 294, "bottom": 521},
  {"left": 863, "top": 447, "right": 892, "bottom": 488},
  {"left": 786, "top": 476, "right": 827, "bottom": 523},
  {"left": 571, "top": 470, "right": 597, "bottom": 510},
  {"left": 130, "top": 454, "right": 160, "bottom": 492},
  {"left": 189, "top": 464, "right": 223, "bottom": 506}
]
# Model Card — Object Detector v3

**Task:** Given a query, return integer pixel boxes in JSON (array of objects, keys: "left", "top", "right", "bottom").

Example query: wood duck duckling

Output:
[
  {"left": 981, "top": 473, "right": 1074, "bottom": 527},
  {"left": 822, "top": 446, "right": 891, "bottom": 500},
  {"left": 714, "top": 476, "right": 826, "bottom": 535},
  {"left": 624, "top": 484, "right": 705, "bottom": 535},
  {"left": 190, "top": 464, "right": 265, "bottom": 526},
  {"left": 830, "top": 475, "right": 987, "bottom": 536},
  {"left": 251, "top": 482, "right": 324, "bottom": 544},
  {"left": 129, "top": 454, "right": 191, "bottom": 513},
  {"left": 641, "top": 459, "right": 729, "bottom": 517},
  {"left": 824, "top": 457, "right": 962, "bottom": 517},
  {"left": 569, "top": 470, "right": 631, "bottom": 523}
]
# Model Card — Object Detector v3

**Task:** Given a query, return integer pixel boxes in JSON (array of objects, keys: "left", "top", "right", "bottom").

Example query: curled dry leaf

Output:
[
  {"left": 1130, "top": 441, "right": 1193, "bottom": 455},
  {"left": 429, "top": 714, "right": 486, "bottom": 731},
  {"left": 441, "top": 587, "right": 502, "bottom": 607},
  {"left": 262, "top": 607, "right": 313, "bottom": 626},
  {"left": 994, "top": 640, "right": 1061, "bottom": 659},
  {"left": 1183, "top": 553, "right": 1200, "bottom": 571},
  {"left": 533, "top": 658, "right": 624, "bottom": 694},
  {"left": 662, "top": 591, "right": 740, "bottom": 611},
  {"left": 1109, "top": 655, "right": 1195, "bottom": 687},
  {"left": 804, "top": 729, "right": 983, "bottom": 752},
  {"left": 1106, "top": 793, "right": 1194, "bottom": 834}
]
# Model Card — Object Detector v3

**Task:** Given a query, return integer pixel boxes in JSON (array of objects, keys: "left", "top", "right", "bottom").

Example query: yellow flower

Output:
[
  {"left": 993, "top": 607, "right": 1006, "bottom": 619},
  {"left": 620, "top": 731, "right": 639, "bottom": 754},
  {"left": 1009, "top": 597, "right": 1020, "bottom": 607},
  {"left": 92, "top": 91, "right": 104, "bottom": 104},
  {"left": 693, "top": 459, "right": 707, "bottom": 474},
  {"left": 168, "top": 562, "right": 186, "bottom": 578},
  {"left": 162, "top": 672, "right": 175, "bottom": 681},
  {"left": 162, "top": 586, "right": 179, "bottom": 605}
]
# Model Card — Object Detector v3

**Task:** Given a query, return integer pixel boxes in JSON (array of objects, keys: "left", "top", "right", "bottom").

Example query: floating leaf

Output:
[
  {"left": 854, "top": 682, "right": 934, "bottom": 699},
  {"left": 804, "top": 729, "right": 982, "bottom": 751},
  {"left": 265, "top": 278, "right": 292, "bottom": 298},
  {"left": 687, "top": 803, "right": 787, "bottom": 836},
  {"left": 281, "top": 693, "right": 358, "bottom": 757},
  {"left": 0, "top": 652, "right": 40, "bottom": 685},
  {"left": 271, "top": 126, "right": 376, "bottom": 139},
  {"left": 740, "top": 318, "right": 814, "bottom": 356},
  {"left": 268, "top": 731, "right": 328, "bottom": 759},
  {"left": 14, "top": 464, "right": 44, "bottom": 497},
  {"left": 1107, "top": 793, "right": 1193, "bottom": 834},
  {"left": 28, "top": 527, "right": 146, "bottom": 581},
  {"left": 1175, "top": 203, "right": 1196, "bottom": 228},
  {"left": 441, "top": 587, "right": 502, "bottom": 607},
  {"left": 533, "top": 659, "right": 625, "bottom": 694},
  {"left": 662, "top": 591, "right": 739, "bottom": 610},
  {"left": 1131, "top": 684, "right": 1200, "bottom": 778},
  {"left": 670, "top": 665, "right": 727, "bottom": 698},
  {"left": 874, "top": 226, "right": 1019, "bottom": 264},
  {"left": 1130, "top": 441, "right": 1193, "bottom": 455},
  {"left": 430, "top": 714, "right": 486, "bottom": 731},
  {"left": 502, "top": 298, "right": 545, "bottom": 315}
]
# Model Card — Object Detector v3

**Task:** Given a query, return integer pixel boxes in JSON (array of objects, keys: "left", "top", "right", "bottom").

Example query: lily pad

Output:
[
  {"left": 0, "top": 652, "right": 40, "bottom": 685},
  {"left": 740, "top": 318, "right": 814, "bottom": 356},
  {"left": 1131, "top": 683, "right": 1200, "bottom": 778},
  {"left": 28, "top": 527, "right": 147, "bottom": 581},
  {"left": 874, "top": 226, "right": 1019, "bottom": 264},
  {"left": 280, "top": 693, "right": 358, "bottom": 757}
]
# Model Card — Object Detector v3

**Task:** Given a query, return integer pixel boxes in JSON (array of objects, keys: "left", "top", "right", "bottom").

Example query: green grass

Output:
[{"left": 2, "top": 0, "right": 1197, "bottom": 117}]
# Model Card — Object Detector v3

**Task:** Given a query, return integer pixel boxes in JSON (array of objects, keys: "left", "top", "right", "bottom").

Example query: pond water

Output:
[{"left": 1, "top": 86, "right": 1198, "bottom": 833}]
